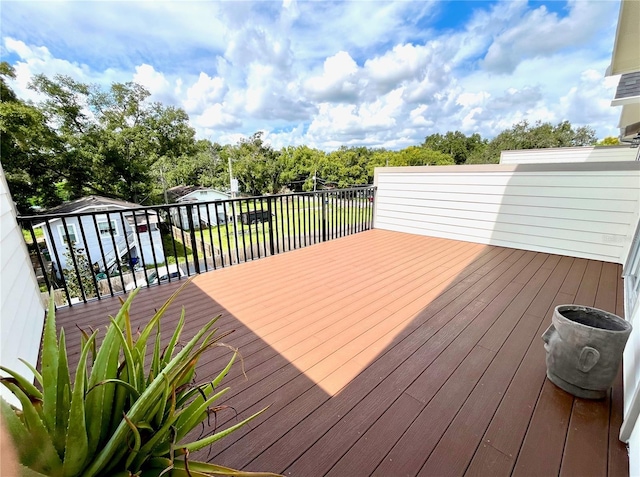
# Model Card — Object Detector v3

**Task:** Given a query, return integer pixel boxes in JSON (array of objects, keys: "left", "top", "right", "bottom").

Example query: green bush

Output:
[{"left": 1, "top": 281, "right": 281, "bottom": 476}]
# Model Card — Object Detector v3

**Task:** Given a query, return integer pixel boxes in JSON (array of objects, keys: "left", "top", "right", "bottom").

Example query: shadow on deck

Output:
[{"left": 54, "top": 229, "right": 628, "bottom": 477}]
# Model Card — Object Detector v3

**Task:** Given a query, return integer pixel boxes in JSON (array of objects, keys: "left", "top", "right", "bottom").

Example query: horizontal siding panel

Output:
[
  {"left": 375, "top": 203, "right": 631, "bottom": 235},
  {"left": 377, "top": 197, "right": 634, "bottom": 225},
  {"left": 374, "top": 164, "right": 640, "bottom": 263},
  {"left": 377, "top": 173, "right": 640, "bottom": 188},
  {"left": 377, "top": 189, "right": 637, "bottom": 213},
  {"left": 376, "top": 182, "right": 639, "bottom": 201},
  {"left": 375, "top": 218, "right": 621, "bottom": 262},
  {"left": 500, "top": 146, "right": 638, "bottom": 164},
  {"left": 0, "top": 167, "right": 45, "bottom": 407},
  {"left": 375, "top": 214, "right": 625, "bottom": 256}
]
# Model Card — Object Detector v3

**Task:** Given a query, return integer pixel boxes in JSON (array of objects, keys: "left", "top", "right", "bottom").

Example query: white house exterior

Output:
[
  {"left": 35, "top": 196, "right": 165, "bottom": 274},
  {"left": 607, "top": 1, "right": 640, "bottom": 473},
  {"left": 168, "top": 187, "right": 231, "bottom": 230},
  {"left": 500, "top": 145, "right": 638, "bottom": 165},
  {"left": 0, "top": 164, "right": 45, "bottom": 407}
]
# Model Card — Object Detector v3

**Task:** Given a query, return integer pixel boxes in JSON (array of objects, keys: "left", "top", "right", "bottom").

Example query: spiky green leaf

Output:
[{"left": 62, "top": 333, "right": 96, "bottom": 476}]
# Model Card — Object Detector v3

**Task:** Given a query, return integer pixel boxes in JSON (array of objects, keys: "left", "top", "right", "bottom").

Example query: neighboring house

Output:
[
  {"left": 167, "top": 186, "right": 231, "bottom": 230},
  {"left": 35, "top": 196, "right": 165, "bottom": 273}
]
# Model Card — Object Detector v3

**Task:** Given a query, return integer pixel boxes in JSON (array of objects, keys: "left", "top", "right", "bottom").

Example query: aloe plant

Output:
[{"left": 1, "top": 281, "right": 281, "bottom": 477}]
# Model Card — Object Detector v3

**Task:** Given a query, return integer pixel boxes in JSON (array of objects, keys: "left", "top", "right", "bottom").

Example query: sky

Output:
[{"left": 0, "top": 0, "right": 623, "bottom": 151}]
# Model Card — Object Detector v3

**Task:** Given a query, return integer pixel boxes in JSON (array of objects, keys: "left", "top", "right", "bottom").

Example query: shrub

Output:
[{"left": 1, "top": 281, "right": 281, "bottom": 476}]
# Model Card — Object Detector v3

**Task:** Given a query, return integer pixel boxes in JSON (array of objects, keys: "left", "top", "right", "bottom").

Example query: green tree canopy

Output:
[
  {"left": 467, "top": 120, "right": 597, "bottom": 164},
  {"left": 0, "top": 63, "right": 64, "bottom": 212},
  {"left": 423, "top": 131, "right": 487, "bottom": 165}
]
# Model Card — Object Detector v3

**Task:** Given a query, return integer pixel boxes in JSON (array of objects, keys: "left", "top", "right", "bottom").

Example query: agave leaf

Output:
[
  {"left": 123, "top": 414, "right": 142, "bottom": 469},
  {"left": 161, "top": 308, "right": 186, "bottom": 366},
  {"left": 17, "top": 359, "right": 43, "bottom": 387},
  {"left": 61, "top": 332, "right": 96, "bottom": 476},
  {"left": 0, "top": 366, "right": 43, "bottom": 401},
  {"left": 1, "top": 398, "right": 35, "bottom": 468},
  {"left": 181, "top": 406, "right": 269, "bottom": 453},
  {"left": 123, "top": 294, "right": 134, "bottom": 349},
  {"left": 2, "top": 383, "right": 63, "bottom": 475},
  {"left": 41, "top": 293, "right": 59, "bottom": 438},
  {"left": 136, "top": 346, "right": 147, "bottom": 393},
  {"left": 151, "top": 322, "right": 162, "bottom": 384},
  {"left": 211, "top": 350, "right": 237, "bottom": 389},
  {"left": 86, "top": 291, "right": 137, "bottom": 456},
  {"left": 17, "top": 465, "right": 50, "bottom": 477},
  {"left": 109, "top": 316, "right": 138, "bottom": 392},
  {"left": 173, "top": 459, "right": 283, "bottom": 477},
  {"left": 131, "top": 382, "right": 177, "bottom": 470},
  {"left": 54, "top": 329, "right": 72, "bottom": 459},
  {"left": 85, "top": 317, "right": 219, "bottom": 476},
  {"left": 111, "top": 367, "right": 130, "bottom": 437},
  {"left": 174, "top": 387, "right": 230, "bottom": 442},
  {"left": 88, "top": 379, "right": 141, "bottom": 400},
  {"left": 134, "top": 279, "right": 193, "bottom": 357},
  {"left": 153, "top": 374, "right": 172, "bottom": 428}
]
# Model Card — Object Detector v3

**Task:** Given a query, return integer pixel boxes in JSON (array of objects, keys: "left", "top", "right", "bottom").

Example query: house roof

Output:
[
  {"left": 612, "top": 72, "right": 640, "bottom": 140},
  {"left": 167, "top": 185, "right": 230, "bottom": 201},
  {"left": 167, "top": 185, "right": 200, "bottom": 200},
  {"left": 607, "top": 0, "right": 640, "bottom": 76},
  {"left": 43, "top": 195, "right": 141, "bottom": 215}
]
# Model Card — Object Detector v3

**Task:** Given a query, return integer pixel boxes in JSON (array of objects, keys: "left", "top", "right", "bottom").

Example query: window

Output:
[
  {"left": 97, "top": 220, "right": 118, "bottom": 238},
  {"left": 58, "top": 223, "right": 78, "bottom": 244}
]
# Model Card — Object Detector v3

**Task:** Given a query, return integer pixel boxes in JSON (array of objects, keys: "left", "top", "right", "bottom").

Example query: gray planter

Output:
[{"left": 542, "top": 305, "right": 632, "bottom": 399}]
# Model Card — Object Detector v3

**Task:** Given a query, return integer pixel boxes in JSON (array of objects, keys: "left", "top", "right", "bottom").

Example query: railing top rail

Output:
[{"left": 16, "top": 186, "right": 377, "bottom": 221}]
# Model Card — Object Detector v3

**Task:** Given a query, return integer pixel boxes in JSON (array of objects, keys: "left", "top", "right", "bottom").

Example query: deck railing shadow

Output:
[{"left": 54, "top": 229, "right": 628, "bottom": 476}]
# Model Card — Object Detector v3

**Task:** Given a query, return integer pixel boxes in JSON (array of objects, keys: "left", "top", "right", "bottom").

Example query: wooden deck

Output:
[{"left": 56, "top": 229, "right": 628, "bottom": 477}]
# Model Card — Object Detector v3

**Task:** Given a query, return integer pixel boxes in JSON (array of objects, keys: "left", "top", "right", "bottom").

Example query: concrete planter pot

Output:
[{"left": 542, "top": 304, "right": 632, "bottom": 399}]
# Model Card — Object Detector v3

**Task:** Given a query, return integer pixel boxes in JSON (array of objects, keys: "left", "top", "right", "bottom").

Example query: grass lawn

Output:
[
  {"left": 196, "top": 197, "right": 372, "bottom": 252},
  {"left": 22, "top": 227, "right": 44, "bottom": 244},
  {"left": 160, "top": 230, "right": 194, "bottom": 264}
]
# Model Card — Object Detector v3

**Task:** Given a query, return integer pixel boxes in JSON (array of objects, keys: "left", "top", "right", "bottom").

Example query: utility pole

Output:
[{"left": 228, "top": 156, "right": 234, "bottom": 199}]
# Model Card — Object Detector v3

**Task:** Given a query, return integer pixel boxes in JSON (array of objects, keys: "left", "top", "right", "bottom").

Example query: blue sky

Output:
[{"left": 1, "top": 0, "right": 622, "bottom": 150}]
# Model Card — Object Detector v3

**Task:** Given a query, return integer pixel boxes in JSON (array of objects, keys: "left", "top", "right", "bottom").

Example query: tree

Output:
[
  {"left": 230, "top": 132, "right": 285, "bottom": 195},
  {"left": 597, "top": 136, "right": 621, "bottom": 146},
  {"left": 62, "top": 243, "right": 97, "bottom": 300},
  {"left": 0, "top": 63, "right": 64, "bottom": 212},
  {"left": 467, "top": 120, "right": 597, "bottom": 164},
  {"left": 27, "top": 74, "right": 197, "bottom": 204},
  {"left": 423, "top": 131, "right": 487, "bottom": 165}
]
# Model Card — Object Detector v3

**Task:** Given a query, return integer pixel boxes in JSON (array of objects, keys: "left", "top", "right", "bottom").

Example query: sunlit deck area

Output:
[{"left": 56, "top": 229, "right": 628, "bottom": 476}]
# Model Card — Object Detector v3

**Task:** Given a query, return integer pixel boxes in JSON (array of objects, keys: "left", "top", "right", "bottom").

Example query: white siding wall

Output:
[
  {"left": 620, "top": 218, "right": 640, "bottom": 454},
  {"left": 0, "top": 166, "right": 45, "bottom": 406},
  {"left": 374, "top": 162, "right": 640, "bottom": 264},
  {"left": 500, "top": 146, "right": 638, "bottom": 164}
]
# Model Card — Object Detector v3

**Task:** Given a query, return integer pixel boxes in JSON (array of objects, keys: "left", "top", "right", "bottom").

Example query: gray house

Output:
[
  {"left": 35, "top": 196, "right": 165, "bottom": 273},
  {"left": 168, "top": 186, "right": 231, "bottom": 230}
]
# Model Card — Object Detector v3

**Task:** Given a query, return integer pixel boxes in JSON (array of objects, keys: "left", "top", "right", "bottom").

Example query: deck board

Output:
[{"left": 53, "top": 229, "right": 628, "bottom": 477}]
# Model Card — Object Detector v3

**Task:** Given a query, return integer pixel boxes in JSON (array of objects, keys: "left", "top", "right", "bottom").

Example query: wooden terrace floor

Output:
[{"left": 56, "top": 229, "right": 628, "bottom": 476}]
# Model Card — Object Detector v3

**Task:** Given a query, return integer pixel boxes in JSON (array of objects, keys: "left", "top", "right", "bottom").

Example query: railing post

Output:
[
  {"left": 186, "top": 204, "right": 200, "bottom": 274},
  {"left": 267, "top": 196, "right": 275, "bottom": 256},
  {"left": 322, "top": 193, "right": 327, "bottom": 242}
]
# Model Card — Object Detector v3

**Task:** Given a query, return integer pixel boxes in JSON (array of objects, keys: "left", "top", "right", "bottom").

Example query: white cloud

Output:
[
  {"left": 305, "top": 51, "right": 361, "bottom": 102},
  {"left": 1, "top": 0, "right": 622, "bottom": 149},
  {"left": 133, "top": 64, "right": 173, "bottom": 101},
  {"left": 184, "top": 73, "right": 226, "bottom": 115},
  {"left": 482, "top": 0, "right": 615, "bottom": 74}
]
